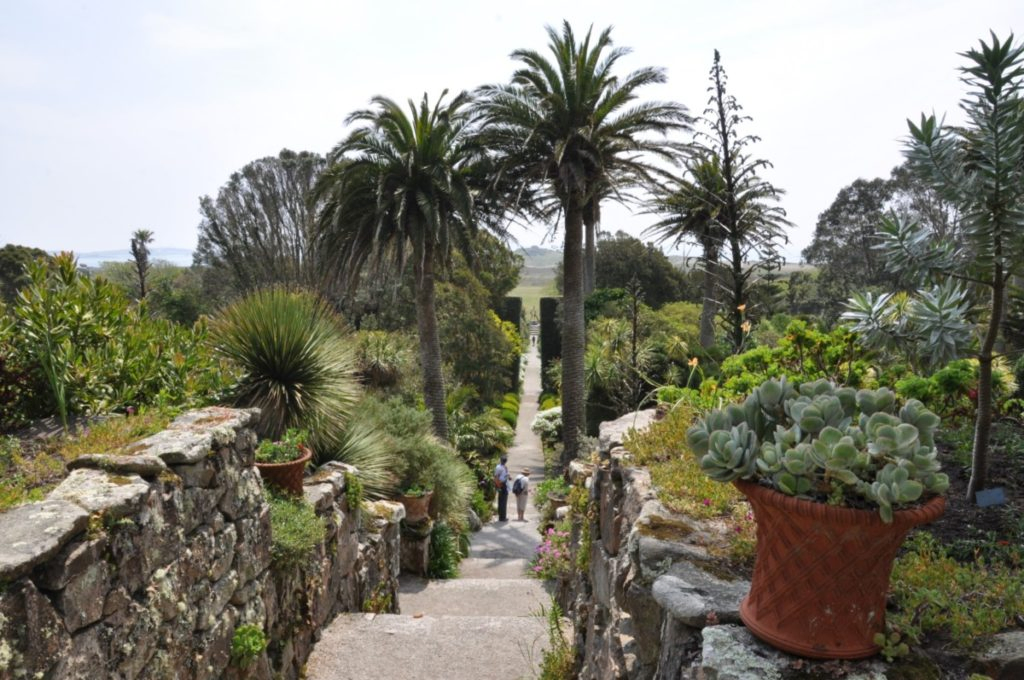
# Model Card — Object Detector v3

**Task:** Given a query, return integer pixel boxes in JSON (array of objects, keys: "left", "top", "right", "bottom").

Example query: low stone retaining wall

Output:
[
  {"left": 0, "top": 407, "right": 402, "bottom": 680},
  {"left": 564, "top": 410, "right": 1023, "bottom": 680}
]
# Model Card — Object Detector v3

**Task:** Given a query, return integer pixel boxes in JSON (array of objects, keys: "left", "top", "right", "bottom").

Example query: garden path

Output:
[{"left": 306, "top": 345, "right": 553, "bottom": 679}]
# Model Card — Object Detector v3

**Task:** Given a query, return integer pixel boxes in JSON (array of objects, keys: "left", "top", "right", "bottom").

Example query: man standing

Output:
[{"left": 494, "top": 455, "right": 510, "bottom": 522}]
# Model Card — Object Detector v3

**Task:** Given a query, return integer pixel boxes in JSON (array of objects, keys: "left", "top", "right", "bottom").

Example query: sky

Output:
[{"left": 0, "top": 0, "right": 1019, "bottom": 261}]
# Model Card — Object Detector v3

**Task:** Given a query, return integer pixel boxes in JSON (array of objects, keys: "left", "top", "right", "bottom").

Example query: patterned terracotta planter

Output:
[
  {"left": 255, "top": 447, "right": 312, "bottom": 496},
  {"left": 399, "top": 491, "right": 433, "bottom": 523},
  {"left": 735, "top": 479, "right": 945, "bottom": 659}
]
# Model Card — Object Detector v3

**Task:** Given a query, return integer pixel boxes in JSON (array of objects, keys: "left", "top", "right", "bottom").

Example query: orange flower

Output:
[
  {"left": 737, "top": 304, "right": 747, "bottom": 313},
  {"left": 688, "top": 357, "right": 699, "bottom": 367},
  {"left": 741, "top": 320, "right": 752, "bottom": 333}
]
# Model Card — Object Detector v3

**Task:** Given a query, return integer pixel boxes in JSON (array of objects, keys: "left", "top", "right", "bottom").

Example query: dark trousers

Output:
[{"left": 497, "top": 485, "right": 509, "bottom": 521}]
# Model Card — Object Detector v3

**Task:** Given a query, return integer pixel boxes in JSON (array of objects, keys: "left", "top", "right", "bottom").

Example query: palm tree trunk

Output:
[
  {"left": 968, "top": 266, "right": 1003, "bottom": 499},
  {"left": 561, "top": 198, "right": 587, "bottom": 469},
  {"left": 583, "top": 199, "right": 598, "bottom": 296},
  {"left": 699, "top": 243, "right": 718, "bottom": 349},
  {"left": 413, "top": 243, "right": 449, "bottom": 441}
]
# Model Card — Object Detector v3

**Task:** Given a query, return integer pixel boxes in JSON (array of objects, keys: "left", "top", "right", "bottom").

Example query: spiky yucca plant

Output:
[{"left": 211, "top": 288, "right": 359, "bottom": 447}]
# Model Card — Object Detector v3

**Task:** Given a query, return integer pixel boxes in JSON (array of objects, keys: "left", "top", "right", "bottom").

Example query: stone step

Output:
[
  {"left": 305, "top": 613, "right": 551, "bottom": 680},
  {"left": 457, "top": 557, "right": 533, "bottom": 579},
  {"left": 399, "top": 576, "right": 553, "bottom": 617}
]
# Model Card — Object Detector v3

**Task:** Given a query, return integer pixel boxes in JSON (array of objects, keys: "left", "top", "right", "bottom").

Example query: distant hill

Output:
[
  {"left": 74, "top": 248, "right": 194, "bottom": 268},
  {"left": 516, "top": 245, "right": 561, "bottom": 269}
]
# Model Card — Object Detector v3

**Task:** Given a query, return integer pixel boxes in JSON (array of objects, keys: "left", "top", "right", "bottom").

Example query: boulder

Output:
[{"left": 599, "top": 409, "right": 658, "bottom": 456}]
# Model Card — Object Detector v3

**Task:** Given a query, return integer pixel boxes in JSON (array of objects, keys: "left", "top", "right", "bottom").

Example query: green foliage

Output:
[
  {"left": 354, "top": 330, "right": 414, "bottom": 391},
  {"left": 211, "top": 287, "right": 359, "bottom": 451},
  {"left": 255, "top": 428, "right": 308, "bottom": 464},
  {"left": 687, "top": 377, "right": 948, "bottom": 522},
  {"left": 0, "top": 243, "right": 48, "bottom": 303},
  {"left": 361, "top": 397, "right": 476, "bottom": 529},
  {"left": 195, "top": 149, "right": 330, "bottom": 297},
  {"left": 5, "top": 254, "right": 227, "bottom": 429},
  {"left": 470, "top": 488, "right": 493, "bottom": 523},
  {"left": 575, "top": 232, "right": 690, "bottom": 308},
  {"left": 344, "top": 471, "right": 363, "bottom": 510},
  {"left": 230, "top": 624, "right": 267, "bottom": 668},
  {"left": 537, "top": 600, "right": 575, "bottom": 680},
  {"left": 361, "top": 582, "right": 393, "bottom": 613},
  {"left": 624, "top": 404, "right": 743, "bottom": 519},
  {"left": 716, "top": 320, "right": 868, "bottom": 395},
  {"left": 427, "top": 521, "right": 463, "bottom": 579},
  {"left": 889, "top": 533, "right": 1024, "bottom": 651},
  {"left": 532, "top": 477, "right": 569, "bottom": 513},
  {"left": 267, "top": 491, "right": 327, "bottom": 570},
  {"left": 317, "top": 416, "right": 398, "bottom": 500}
]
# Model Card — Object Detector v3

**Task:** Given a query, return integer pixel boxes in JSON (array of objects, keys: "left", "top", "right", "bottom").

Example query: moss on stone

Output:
[{"left": 636, "top": 514, "right": 695, "bottom": 542}]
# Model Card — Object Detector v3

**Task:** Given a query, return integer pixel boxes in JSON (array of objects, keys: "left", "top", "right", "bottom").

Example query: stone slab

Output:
[
  {"left": 598, "top": 409, "right": 657, "bottom": 455},
  {"left": 130, "top": 428, "right": 213, "bottom": 465},
  {"left": 48, "top": 468, "right": 150, "bottom": 519},
  {"left": 67, "top": 453, "right": 167, "bottom": 477},
  {"left": 306, "top": 613, "right": 549, "bottom": 680},
  {"left": 398, "top": 577, "right": 552, "bottom": 617},
  {"left": 0, "top": 500, "right": 89, "bottom": 580}
]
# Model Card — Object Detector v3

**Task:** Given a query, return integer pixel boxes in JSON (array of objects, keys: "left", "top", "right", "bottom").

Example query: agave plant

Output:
[
  {"left": 686, "top": 377, "right": 949, "bottom": 522},
  {"left": 210, "top": 287, "right": 359, "bottom": 449}
]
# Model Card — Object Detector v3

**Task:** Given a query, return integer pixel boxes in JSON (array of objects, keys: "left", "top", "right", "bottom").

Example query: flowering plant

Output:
[{"left": 531, "top": 526, "right": 571, "bottom": 580}]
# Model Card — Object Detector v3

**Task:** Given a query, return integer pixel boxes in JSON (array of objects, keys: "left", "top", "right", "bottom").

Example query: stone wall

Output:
[
  {"left": 565, "top": 410, "right": 1023, "bottom": 680},
  {"left": 0, "top": 407, "right": 403, "bottom": 680}
]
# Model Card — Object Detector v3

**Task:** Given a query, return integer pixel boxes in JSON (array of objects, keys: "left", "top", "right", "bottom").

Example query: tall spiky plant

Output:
[
  {"left": 850, "top": 33, "right": 1024, "bottom": 499},
  {"left": 689, "top": 50, "right": 791, "bottom": 351},
  {"left": 210, "top": 287, "right": 360, "bottom": 448}
]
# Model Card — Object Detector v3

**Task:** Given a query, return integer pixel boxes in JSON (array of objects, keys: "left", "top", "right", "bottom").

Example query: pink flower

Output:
[{"left": 702, "top": 498, "right": 711, "bottom": 506}]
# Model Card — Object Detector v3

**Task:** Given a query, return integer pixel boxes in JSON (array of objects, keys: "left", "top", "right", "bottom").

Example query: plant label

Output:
[{"left": 975, "top": 487, "right": 1006, "bottom": 507}]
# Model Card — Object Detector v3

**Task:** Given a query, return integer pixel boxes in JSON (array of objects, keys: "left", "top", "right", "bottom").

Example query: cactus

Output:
[{"left": 686, "top": 377, "right": 947, "bottom": 522}]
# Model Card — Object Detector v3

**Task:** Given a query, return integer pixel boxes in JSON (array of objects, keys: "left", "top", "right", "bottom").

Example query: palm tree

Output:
[
  {"left": 475, "top": 22, "right": 687, "bottom": 465},
  {"left": 314, "top": 91, "right": 480, "bottom": 440},
  {"left": 646, "top": 154, "right": 728, "bottom": 349},
  {"left": 130, "top": 229, "right": 154, "bottom": 300}
]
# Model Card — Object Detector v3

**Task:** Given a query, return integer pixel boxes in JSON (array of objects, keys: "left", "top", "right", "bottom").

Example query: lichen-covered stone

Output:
[
  {"left": 365, "top": 500, "right": 406, "bottom": 524},
  {"left": 598, "top": 409, "right": 657, "bottom": 455},
  {"left": 49, "top": 468, "right": 151, "bottom": 519},
  {"left": 973, "top": 630, "right": 1024, "bottom": 679},
  {"left": 132, "top": 427, "right": 214, "bottom": 465},
  {"left": 67, "top": 452, "right": 168, "bottom": 477},
  {"left": 0, "top": 500, "right": 89, "bottom": 581},
  {"left": 173, "top": 458, "right": 217, "bottom": 488},
  {"left": 0, "top": 578, "right": 69, "bottom": 678},
  {"left": 55, "top": 556, "right": 111, "bottom": 632},
  {"left": 303, "top": 482, "right": 335, "bottom": 513},
  {"left": 652, "top": 566, "right": 749, "bottom": 627}
]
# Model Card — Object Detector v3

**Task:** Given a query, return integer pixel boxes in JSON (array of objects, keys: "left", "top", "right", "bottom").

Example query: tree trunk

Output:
[
  {"left": 413, "top": 243, "right": 449, "bottom": 441},
  {"left": 583, "top": 200, "right": 598, "bottom": 296},
  {"left": 561, "top": 198, "right": 587, "bottom": 470},
  {"left": 967, "top": 266, "right": 1003, "bottom": 499},
  {"left": 699, "top": 244, "right": 718, "bottom": 349}
]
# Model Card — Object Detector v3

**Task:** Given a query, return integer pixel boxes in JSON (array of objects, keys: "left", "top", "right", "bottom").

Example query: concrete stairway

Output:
[{"left": 306, "top": 346, "right": 555, "bottom": 680}]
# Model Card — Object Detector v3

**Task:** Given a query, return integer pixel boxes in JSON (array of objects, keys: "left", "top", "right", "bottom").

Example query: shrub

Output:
[
  {"left": 210, "top": 287, "right": 359, "bottom": 447},
  {"left": 532, "top": 477, "right": 569, "bottom": 513},
  {"left": 4, "top": 254, "right": 227, "bottom": 428},
  {"left": 427, "top": 521, "right": 462, "bottom": 579},
  {"left": 531, "top": 407, "right": 562, "bottom": 448},
  {"left": 471, "top": 488, "right": 493, "bottom": 523},
  {"left": 255, "top": 428, "right": 308, "bottom": 464},
  {"left": 230, "top": 624, "right": 267, "bottom": 668},
  {"left": 531, "top": 524, "right": 572, "bottom": 580},
  {"left": 889, "top": 533, "right": 1024, "bottom": 650},
  {"left": 267, "top": 492, "right": 326, "bottom": 570},
  {"left": 537, "top": 600, "right": 575, "bottom": 679}
]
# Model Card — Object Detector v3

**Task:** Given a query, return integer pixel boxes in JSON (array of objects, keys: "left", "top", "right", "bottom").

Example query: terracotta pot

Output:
[
  {"left": 255, "top": 446, "right": 311, "bottom": 496},
  {"left": 399, "top": 491, "right": 433, "bottom": 523},
  {"left": 735, "top": 479, "right": 945, "bottom": 660}
]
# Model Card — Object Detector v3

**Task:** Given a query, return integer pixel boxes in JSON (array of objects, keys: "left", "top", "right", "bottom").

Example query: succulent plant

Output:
[{"left": 686, "top": 377, "right": 948, "bottom": 522}]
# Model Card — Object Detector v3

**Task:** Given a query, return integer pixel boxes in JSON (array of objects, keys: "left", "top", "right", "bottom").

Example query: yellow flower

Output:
[
  {"left": 688, "top": 357, "right": 699, "bottom": 367},
  {"left": 741, "top": 320, "right": 752, "bottom": 333}
]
